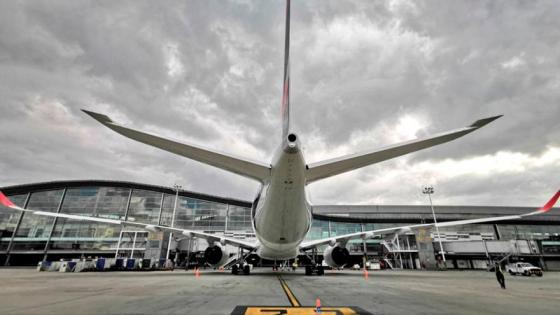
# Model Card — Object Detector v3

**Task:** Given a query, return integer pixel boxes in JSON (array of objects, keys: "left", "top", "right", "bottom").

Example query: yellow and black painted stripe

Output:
[
  {"left": 230, "top": 275, "right": 374, "bottom": 314},
  {"left": 277, "top": 276, "right": 301, "bottom": 307}
]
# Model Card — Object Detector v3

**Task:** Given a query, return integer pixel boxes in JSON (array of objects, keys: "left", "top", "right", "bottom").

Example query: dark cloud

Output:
[{"left": 0, "top": 0, "right": 558, "bottom": 206}]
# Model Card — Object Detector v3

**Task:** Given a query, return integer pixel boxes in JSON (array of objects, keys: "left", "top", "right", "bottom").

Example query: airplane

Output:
[{"left": 1, "top": 0, "right": 559, "bottom": 275}]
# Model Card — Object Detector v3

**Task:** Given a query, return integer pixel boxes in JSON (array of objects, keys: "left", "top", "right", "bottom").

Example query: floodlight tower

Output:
[{"left": 423, "top": 186, "right": 446, "bottom": 263}]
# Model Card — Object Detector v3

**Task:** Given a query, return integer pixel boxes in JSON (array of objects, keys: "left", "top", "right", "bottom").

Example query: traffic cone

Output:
[
  {"left": 364, "top": 268, "right": 369, "bottom": 280},
  {"left": 315, "top": 298, "right": 321, "bottom": 314},
  {"left": 219, "top": 266, "right": 224, "bottom": 272},
  {"left": 195, "top": 267, "right": 200, "bottom": 278}
]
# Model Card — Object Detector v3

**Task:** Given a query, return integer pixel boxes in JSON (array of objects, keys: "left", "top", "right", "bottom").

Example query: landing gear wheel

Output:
[
  {"left": 317, "top": 265, "right": 325, "bottom": 276},
  {"left": 243, "top": 264, "right": 251, "bottom": 275},
  {"left": 305, "top": 266, "right": 312, "bottom": 276},
  {"left": 232, "top": 264, "right": 239, "bottom": 275}
]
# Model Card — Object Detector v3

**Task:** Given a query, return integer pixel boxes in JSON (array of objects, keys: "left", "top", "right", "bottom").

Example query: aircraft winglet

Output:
[
  {"left": 81, "top": 109, "right": 114, "bottom": 124},
  {"left": 0, "top": 191, "right": 15, "bottom": 208},
  {"left": 538, "top": 190, "right": 560, "bottom": 213},
  {"left": 469, "top": 115, "right": 503, "bottom": 129}
]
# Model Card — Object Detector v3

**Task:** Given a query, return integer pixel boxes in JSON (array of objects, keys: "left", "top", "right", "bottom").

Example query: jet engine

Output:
[
  {"left": 204, "top": 244, "right": 230, "bottom": 267},
  {"left": 323, "top": 244, "right": 350, "bottom": 268}
]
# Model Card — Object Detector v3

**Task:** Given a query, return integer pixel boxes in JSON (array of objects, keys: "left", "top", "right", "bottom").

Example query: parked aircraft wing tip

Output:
[
  {"left": 0, "top": 191, "right": 15, "bottom": 208},
  {"left": 469, "top": 115, "right": 503, "bottom": 129},
  {"left": 469, "top": 115, "right": 503, "bottom": 128},
  {"left": 81, "top": 109, "right": 113, "bottom": 124},
  {"left": 538, "top": 190, "right": 560, "bottom": 213}
]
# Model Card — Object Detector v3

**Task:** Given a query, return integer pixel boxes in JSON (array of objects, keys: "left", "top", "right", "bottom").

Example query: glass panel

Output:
[
  {"left": 435, "top": 224, "right": 496, "bottom": 241},
  {"left": 226, "top": 206, "right": 251, "bottom": 232},
  {"left": 498, "top": 224, "right": 560, "bottom": 241},
  {"left": 0, "top": 194, "right": 27, "bottom": 250},
  {"left": 50, "top": 187, "right": 129, "bottom": 251},
  {"left": 330, "top": 222, "right": 362, "bottom": 237},
  {"left": 160, "top": 194, "right": 177, "bottom": 226},
  {"left": 305, "top": 219, "right": 330, "bottom": 240},
  {"left": 173, "top": 197, "right": 228, "bottom": 231},
  {"left": 12, "top": 190, "right": 64, "bottom": 251},
  {"left": 127, "top": 190, "right": 162, "bottom": 224}
]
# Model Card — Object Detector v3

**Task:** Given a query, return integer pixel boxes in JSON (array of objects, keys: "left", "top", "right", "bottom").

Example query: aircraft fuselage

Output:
[{"left": 253, "top": 134, "right": 311, "bottom": 259}]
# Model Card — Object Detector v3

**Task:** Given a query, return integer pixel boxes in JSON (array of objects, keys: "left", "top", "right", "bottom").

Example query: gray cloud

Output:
[{"left": 0, "top": 0, "right": 559, "bottom": 207}]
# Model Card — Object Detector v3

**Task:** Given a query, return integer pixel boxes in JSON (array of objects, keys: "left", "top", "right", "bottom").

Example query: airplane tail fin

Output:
[{"left": 281, "top": 0, "right": 291, "bottom": 139}]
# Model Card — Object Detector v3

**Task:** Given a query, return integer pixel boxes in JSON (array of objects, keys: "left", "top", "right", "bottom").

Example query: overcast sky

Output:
[{"left": 0, "top": 0, "right": 559, "bottom": 207}]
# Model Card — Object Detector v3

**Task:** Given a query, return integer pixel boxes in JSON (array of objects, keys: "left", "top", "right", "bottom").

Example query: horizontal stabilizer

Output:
[
  {"left": 82, "top": 110, "right": 271, "bottom": 182},
  {"left": 306, "top": 115, "right": 502, "bottom": 183}
]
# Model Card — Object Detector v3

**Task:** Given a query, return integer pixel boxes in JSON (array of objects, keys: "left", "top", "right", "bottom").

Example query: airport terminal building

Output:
[{"left": 1, "top": 180, "right": 559, "bottom": 270}]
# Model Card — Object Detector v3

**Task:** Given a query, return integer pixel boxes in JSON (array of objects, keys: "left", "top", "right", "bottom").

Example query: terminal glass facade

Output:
[
  {"left": 1, "top": 181, "right": 560, "bottom": 269},
  {"left": 0, "top": 184, "right": 253, "bottom": 265}
]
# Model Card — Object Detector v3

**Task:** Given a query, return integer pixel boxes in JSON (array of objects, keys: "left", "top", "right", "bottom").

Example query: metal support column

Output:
[
  {"left": 406, "top": 235, "right": 413, "bottom": 269},
  {"left": 360, "top": 223, "right": 367, "bottom": 267},
  {"left": 117, "top": 189, "right": 134, "bottom": 258},
  {"left": 157, "top": 192, "right": 165, "bottom": 225},
  {"left": 43, "top": 188, "right": 67, "bottom": 261},
  {"left": 396, "top": 236, "right": 403, "bottom": 268},
  {"left": 115, "top": 230, "right": 124, "bottom": 258},
  {"left": 423, "top": 186, "right": 446, "bottom": 263},
  {"left": 4, "top": 193, "right": 31, "bottom": 266},
  {"left": 166, "top": 184, "right": 181, "bottom": 261},
  {"left": 123, "top": 189, "right": 133, "bottom": 221},
  {"left": 130, "top": 231, "right": 137, "bottom": 259},
  {"left": 225, "top": 204, "right": 230, "bottom": 232}
]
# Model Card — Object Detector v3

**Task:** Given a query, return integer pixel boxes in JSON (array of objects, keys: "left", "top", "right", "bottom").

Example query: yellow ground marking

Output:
[
  {"left": 242, "top": 306, "right": 361, "bottom": 314},
  {"left": 278, "top": 276, "right": 301, "bottom": 307}
]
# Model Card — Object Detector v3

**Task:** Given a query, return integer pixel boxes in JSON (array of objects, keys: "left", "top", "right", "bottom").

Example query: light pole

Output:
[
  {"left": 166, "top": 184, "right": 181, "bottom": 262},
  {"left": 423, "top": 186, "right": 446, "bottom": 263}
]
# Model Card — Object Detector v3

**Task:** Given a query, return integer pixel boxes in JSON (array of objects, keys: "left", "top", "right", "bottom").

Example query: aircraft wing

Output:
[
  {"left": 0, "top": 192, "right": 257, "bottom": 250},
  {"left": 82, "top": 110, "right": 271, "bottom": 182},
  {"left": 300, "top": 190, "right": 560, "bottom": 250},
  {"left": 306, "top": 115, "right": 502, "bottom": 183}
]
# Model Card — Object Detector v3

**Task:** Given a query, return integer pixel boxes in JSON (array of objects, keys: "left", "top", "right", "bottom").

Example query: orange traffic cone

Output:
[
  {"left": 219, "top": 266, "right": 224, "bottom": 272},
  {"left": 315, "top": 298, "right": 321, "bottom": 314},
  {"left": 195, "top": 267, "right": 200, "bottom": 278},
  {"left": 364, "top": 268, "right": 369, "bottom": 280}
]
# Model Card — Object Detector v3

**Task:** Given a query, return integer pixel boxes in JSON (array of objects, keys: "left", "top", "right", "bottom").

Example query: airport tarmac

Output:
[{"left": 0, "top": 268, "right": 558, "bottom": 315}]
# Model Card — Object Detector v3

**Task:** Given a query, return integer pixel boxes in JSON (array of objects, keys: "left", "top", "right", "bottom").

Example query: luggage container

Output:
[
  {"left": 95, "top": 258, "right": 106, "bottom": 271},
  {"left": 139, "top": 258, "right": 152, "bottom": 270},
  {"left": 37, "top": 261, "right": 51, "bottom": 272},
  {"left": 46, "top": 261, "right": 62, "bottom": 272},
  {"left": 125, "top": 258, "right": 137, "bottom": 270},
  {"left": 74, "top": 259, "right": 96, "bottom": 272},
  {"left": 111, "top": 258, "right": 125, "bottom": 271},
  {"left": 59, "top": 261, "right": 77, "bottom": 272}
]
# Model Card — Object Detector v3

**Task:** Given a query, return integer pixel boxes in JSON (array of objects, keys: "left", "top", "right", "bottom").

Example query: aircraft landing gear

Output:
[
  {"left": 305, "top": 264, "right": 324, "bottom": 276},
  {"left": 231, "top": 263, "right": 251, "bottom": 275}
]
